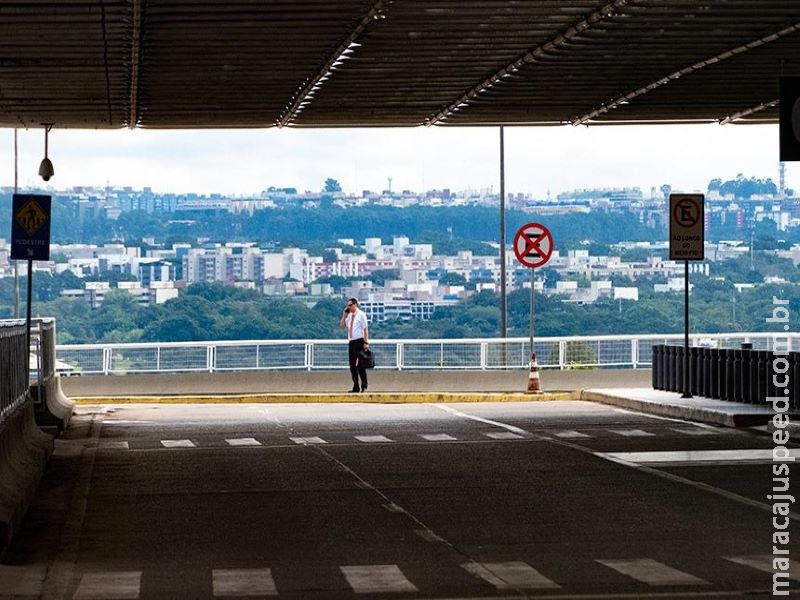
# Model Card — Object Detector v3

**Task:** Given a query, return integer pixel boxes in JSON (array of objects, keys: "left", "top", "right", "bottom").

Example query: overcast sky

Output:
[{"left": 1, "top": 123, "right": 792, "bottom": 198}]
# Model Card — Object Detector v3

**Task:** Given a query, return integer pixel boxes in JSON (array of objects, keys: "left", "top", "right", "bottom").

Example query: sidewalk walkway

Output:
[{"left": 581, "top": 388, "right": 791, "bottom": 428}]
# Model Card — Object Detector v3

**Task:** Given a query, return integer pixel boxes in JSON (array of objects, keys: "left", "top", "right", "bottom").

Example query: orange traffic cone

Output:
[{"left": 527, "top": 352, "right": 542, "bottom": 394}]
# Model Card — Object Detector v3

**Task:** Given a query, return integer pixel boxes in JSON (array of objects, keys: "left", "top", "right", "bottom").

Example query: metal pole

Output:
[
  {"left": 499, "top": 126, "right": 507, "bottom": 342},
  {"left": 26, "top": 260, "right": 33, "bottom": 358},
  {"left": 682, "top": 259, "right": 691, "bottom": 398},
  {"left": 14, "top": 128, "right": 20, "bottom": 319},
  {"left": 529, "top": 267, "right": 535, "bottom": 356}
]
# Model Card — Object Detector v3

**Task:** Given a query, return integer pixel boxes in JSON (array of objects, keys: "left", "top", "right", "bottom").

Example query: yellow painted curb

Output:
[{"left": 72, "top": 391, "right": 579, "bottom": 404}]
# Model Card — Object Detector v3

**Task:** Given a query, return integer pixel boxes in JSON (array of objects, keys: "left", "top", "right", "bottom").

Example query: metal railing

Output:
[
  {"left": 55, "top": 333, "right": 799, "bottom": 376},
  {"left": 1, "top": 320, "right": 30, "bottom": 424}
]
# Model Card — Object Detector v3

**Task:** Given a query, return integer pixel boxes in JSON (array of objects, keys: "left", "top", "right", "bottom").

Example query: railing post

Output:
[
  {"left": 156, "top": 346, "right": 161, "bottom": 372},
  {"left": 396, "top": 343, "right": 403, "bottom": 371},
  {"left": 103, "top": 346, "right": 112, "bottom": 375},
  {"left": 631, "top": 338, "right": 639, "bottom": 369},
  {"left": 305, "top": 343, "right": 313, "bottom": 371},
  {"left": 559, "top": 340, "right": 566, "bottom": 370},
  {"left": 480, "top": 342, "right": 487, "bottom": 370},
  {"left": 207, "top": 345, "right": 215, "bottom": 373}
]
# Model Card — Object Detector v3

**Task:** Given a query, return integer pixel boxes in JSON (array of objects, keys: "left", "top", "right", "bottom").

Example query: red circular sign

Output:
[{"left": 513, "top": 222, "right": 554, "bottom": 268}]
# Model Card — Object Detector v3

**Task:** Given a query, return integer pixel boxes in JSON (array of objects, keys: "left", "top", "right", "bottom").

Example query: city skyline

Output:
[{"left": 1, "top": 123, "right": 794, "bottom": 198}]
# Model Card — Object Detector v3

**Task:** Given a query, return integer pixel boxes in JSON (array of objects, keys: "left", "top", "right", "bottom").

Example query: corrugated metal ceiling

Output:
[{"left": 0, "top": 0, "right": 798, "bottom": 129}]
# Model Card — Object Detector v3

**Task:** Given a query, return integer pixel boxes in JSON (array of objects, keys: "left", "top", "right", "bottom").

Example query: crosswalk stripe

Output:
[
  {"left": 555, "top": 430, "right": 591, "bottom": 439},
  {"left": 355, "top": 435, "right": 393, "bottom": 443},
  {"left": 484, "top": 432, "right": 524, "bottom": 440},
  {"left": 597, "top": 449, "right": 800, "bottom": 465},
  {"left": 0, "top": 565, "right": 46, "bottom": 596},
  {"left": 212, "top": 568, "right": 278, "bottom": 596},
  {"left": 160, "top": 439, "right": 196, "bottom": 448},
  {"left": 73, "top": 571, "right": 142, "bottom": 599},
  {"left": 724, "top": 555, "right": 800, "bottom": 581},
  {"left": 610, "top": 429, "right": 655, "bottom": 437},
  {"left": 462, "top": 561, "right": 560, "bottom": 590},
  {"left": 341, "top": 565, "right": 418, "bottom": 593},
  {"left": 597, "top": 559, "right": 709, "bottom": 586},
  {"left": 419, "top": 433, "right": 458, "bottom": 441},
  {"left": 99, "top": 441, "right": 129, "bottom": 450},
  {"left": 289, "top": 436, "right": 327, "bottom": 445},
  {"left": 225, "top": 438, "right": 262, "bottom": 446},
  {"left": 669, "top": 428, "right": 718, "bottom": 436}
]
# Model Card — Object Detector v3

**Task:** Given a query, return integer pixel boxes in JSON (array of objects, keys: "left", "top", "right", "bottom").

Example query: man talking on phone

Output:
[{"left": 340, "top": 297, "right": 369, "bottom": 393}]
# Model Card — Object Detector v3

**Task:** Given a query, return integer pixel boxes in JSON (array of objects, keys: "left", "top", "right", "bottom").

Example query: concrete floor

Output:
[{"left": 2, "top": 400, "right": 797, "bottom": 599}]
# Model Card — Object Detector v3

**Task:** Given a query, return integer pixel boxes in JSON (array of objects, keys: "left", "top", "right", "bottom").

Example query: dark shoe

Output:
[
  {"left": 349, "top": 387, "right": 360, "bottom": 393},
  {"left": 360, "top": 384, "right": 368, "bottom": 392}
]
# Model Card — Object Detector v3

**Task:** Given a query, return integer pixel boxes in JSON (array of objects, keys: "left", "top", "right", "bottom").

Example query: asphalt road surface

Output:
[{"left": 2, "top": 400, "right": 798, "bottom": 599}]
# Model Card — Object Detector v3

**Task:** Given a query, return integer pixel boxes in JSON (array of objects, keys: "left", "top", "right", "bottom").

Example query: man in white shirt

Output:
[{"left": 340, "top": 297, "right": 369, "bottom": 392}]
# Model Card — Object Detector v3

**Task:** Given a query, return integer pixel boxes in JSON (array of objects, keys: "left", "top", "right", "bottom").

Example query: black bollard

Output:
[
  {"left": 710, "top": 348, "right": 720, "bottom": 399},
  {"left": 702, "top": 348, "right": 713, "bottom": 398},
  {"left": 756, "top": 351, "right": 769, "bottom": 406},
  {"left": 690, "top": 347, "right": 701, "bottom": 396},
  {"left": 724, "top": 348, "right": 735, "bottom": 402},
  {"left": 652, "top": 345, "right": 662, "bottom": 390},
  {"left": 732, "top": 349, "right": 743, "bottom": 402},
  {"left": 740, "top": 344, "right": 752, "bottom": 404}
]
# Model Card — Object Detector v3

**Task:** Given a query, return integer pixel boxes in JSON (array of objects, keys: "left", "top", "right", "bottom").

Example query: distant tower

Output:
[
  {"left": 779, "top": 162, "right": 786, "bottom": 199},
  {"left": 387, "top": 176, "right": 392, "bottom": 193}
]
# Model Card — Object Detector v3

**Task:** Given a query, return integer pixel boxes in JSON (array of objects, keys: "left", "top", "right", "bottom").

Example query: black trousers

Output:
[{"left": 348, "top": 338, "right": 368, "bottom": 389}]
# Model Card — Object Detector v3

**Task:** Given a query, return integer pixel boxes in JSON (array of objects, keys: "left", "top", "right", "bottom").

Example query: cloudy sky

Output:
[{"left": 1, "top": 122, "right": 792, "bottom": 198}]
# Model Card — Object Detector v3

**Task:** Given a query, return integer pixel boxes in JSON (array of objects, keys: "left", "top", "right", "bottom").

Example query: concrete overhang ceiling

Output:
[{"left": 1, "top": 0, "right": 799, "bottom": 129}]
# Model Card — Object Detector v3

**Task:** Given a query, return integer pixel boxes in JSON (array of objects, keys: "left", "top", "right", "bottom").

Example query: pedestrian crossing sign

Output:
[{"left": 11, "top": 193, "right": 51, "bottom": 261}]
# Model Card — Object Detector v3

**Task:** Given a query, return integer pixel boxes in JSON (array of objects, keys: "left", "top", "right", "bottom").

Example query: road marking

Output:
[
  {"left": 597, "top": 449, "right": 800, "bottom": 466},
  {"left": 724, "top": 555, "right": 800, "bottom": 581},
  {"left": 610, "top": 429, "right": 655, "bottom": 437},
  {"left": 555, "top": 430, "right": 591, "bottom": 439},
  {"left": 596, "top": 559, "right": 708, "bottom": 586},
  {"left": 382, "top": 503, "right": 406, "bottom": 513},
  {"left": 355, "top": 435, "right": 393, "bottom": 443},
  {"left": 462, "top": 561, "right": 560, "bottom": 590},
  {"left": 289, "top": 436, "right": 327, "bottom": 444},
  {"left": 433, "top": 404, "right": 530, "bottom": 436},
  {"left": 340, "top": 565, "right": 418, "bottom": 594},
  {"left": 73, "top": 571, "right": 142, "bottom": 599},
  {"left": 669, "top": 428, "right": 718, "bottom": 436},
  {"left": 212, "top": 568, "right": 278, "bottom": 596},
  {"left": 99, "top": 440, "right": 129, "bottom": 450},
  {"left": 414, "top": 529, "right": 445, "bottom": 542},
  {"left": 484, "top": 432, "right": 524, "bottom": 440},
  {"left": 225, "top": 438, "right": 262, "bottom": 446},
  {"left": 160, "top": 439, "right": 196, "bottom": 448},
  {"left": 0, "top": 565, "right": 46, "bottom": 596},
  {"left": 419, "top": 433, "right": 458, "bottom": 441}
]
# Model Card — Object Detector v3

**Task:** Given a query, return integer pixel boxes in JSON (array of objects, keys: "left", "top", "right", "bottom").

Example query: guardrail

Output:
[
  {"left": 1, "top": 320, "right": 30, "bottom": 424},
  {"left": 55, "top": 333, "right": 799, "bottom": 375}
]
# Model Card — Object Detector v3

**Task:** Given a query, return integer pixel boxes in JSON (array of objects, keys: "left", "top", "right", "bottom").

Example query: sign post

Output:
[
  {"left": 513, "top": 223, "right": 554, "bottom": 357},
  {"left": 669, "top": 193, "right": 704, "bottom": 398},
  {"left": 10, "top": 194, "right": 52, "bottom": 358}
]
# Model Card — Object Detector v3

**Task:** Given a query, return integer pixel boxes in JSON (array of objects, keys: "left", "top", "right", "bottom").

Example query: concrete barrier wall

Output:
[{"left": 61, "top": 368, "right": 652, "bottom": 397}]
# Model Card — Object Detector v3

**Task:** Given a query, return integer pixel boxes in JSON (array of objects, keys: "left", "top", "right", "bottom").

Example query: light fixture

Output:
[{"left": 38, "top": 123, "right": 54, "bottom": 181}]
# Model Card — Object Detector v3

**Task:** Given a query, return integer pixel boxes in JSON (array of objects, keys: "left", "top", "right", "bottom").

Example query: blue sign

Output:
[{"left": 11, "top": 193, "right": 51, "bottom": 261}]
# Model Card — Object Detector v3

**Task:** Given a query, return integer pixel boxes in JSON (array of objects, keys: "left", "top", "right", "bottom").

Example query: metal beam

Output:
[
  {"left": 276, "top": 0, "right": 389, "bottom": 128},
  {"left": 572, "top": 22, "right": 800, "bottom": 126},
  {"left": 719, "top": 99, "right": 779, "bottom": 125},
  {"left": 424, "top": 0, "right": 631, "bottom": 127},
  {"left": 128, "top": 0, "right": 142, "bottom": 128}
]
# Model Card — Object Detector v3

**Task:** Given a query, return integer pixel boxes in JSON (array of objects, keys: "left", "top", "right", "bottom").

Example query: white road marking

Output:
[
  {"left": 484, "top": 432, "right": 524, "bottom": 440},
  {"left": 212, "top": 568, "right": 278, "bottom": 596},
  {"left": 462, "top": 561, "right": 560, "bottom": 590},
  {"left": 0, "top": 565, "right": 46, "bottom": 596},
  {"left": 289, "top": 436, "right": 327, "bottom": 444},
  {"left": 355, "top": 435, "right": 393, "bottom": 443},
  {"left": 341, "top": 565, "right": 418, "bottom": 594},
  {"left": 419, "top": 433, "right": 458, "bottom": 441},
  {"left": 414, "top": 529, "right": 445, "bottom": 542},
  {"left": 225, "top": 438, "right": 262, "bottom": 446},
  {"left": 99, "top": 441, "right": 129, "bottom": 450},
  {"left": 160, "top": 439, "right": 196, "bottom": 448},
  {"left": 103, "top": 420, "right": 154, "bottom": 425},
  {"left": 669, "top": 428, "right": 718, "bottom": 436},
  {"left": 433, "top": 404, "right": 530, "bottom": 435},
  {"left": 382, "top": 503, "right": 406, "bottom": 513},
  {"left": 724, "top": 555, "right": 800, "bottom": 581},
  {"left": 73, "top": 571, "right": 142, "bottom": 599},
  {"left": 596, "top": 449, "right": 800, "bottom": 465},
  {"left": 610, "top": 429, "right": 655, "bottom": 437},
  {"left": 555, "top": 430, "right": 591, "bottom": 439},
  {"left": 596, "top": 559, "right": 708, "bottom": 586}
]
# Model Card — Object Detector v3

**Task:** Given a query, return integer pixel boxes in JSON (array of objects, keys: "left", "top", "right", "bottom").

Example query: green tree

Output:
[{"left": 324, "top": 178, "right": 342, "bottom": 193}]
